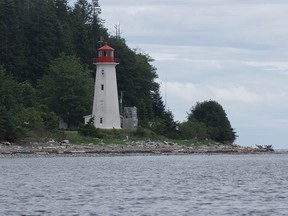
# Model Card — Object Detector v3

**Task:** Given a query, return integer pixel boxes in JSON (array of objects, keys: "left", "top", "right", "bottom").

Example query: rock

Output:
[
  {"left": 256, "top": 144, "right": 274, "bottom": 151},
  {"left": 70, "top": 150, "right": 86, "bottom": 153},
  {"left": 60, "top": 140, "right": 70, "bottom": 144},
  {"left": 256, "top": 144, "right": 263, "bottom": 149},
  {"left": 119, "top": 134, "right": 129, "bottom": 140},
  {"left": 0, "top": 141, "right": 11, "bottom": 146}
]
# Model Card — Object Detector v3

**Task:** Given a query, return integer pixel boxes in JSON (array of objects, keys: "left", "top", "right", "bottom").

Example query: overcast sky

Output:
[{"left": 73, "top": 0, "right": 288, "bottom": 149}]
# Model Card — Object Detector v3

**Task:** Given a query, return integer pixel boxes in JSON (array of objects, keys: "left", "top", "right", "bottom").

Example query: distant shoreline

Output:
[{"left": 0, "top": 140, "right": 278, "bottom": 158}]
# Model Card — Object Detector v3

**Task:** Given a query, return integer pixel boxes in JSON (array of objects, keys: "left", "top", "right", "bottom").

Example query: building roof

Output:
[{"left": 98, "top": 43, "right": 114, "bottom": 51}]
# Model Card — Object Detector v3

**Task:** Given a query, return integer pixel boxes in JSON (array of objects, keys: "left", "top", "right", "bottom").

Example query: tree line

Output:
[{"left": 0, "top": 0, "right": 236, "bottom": 143}]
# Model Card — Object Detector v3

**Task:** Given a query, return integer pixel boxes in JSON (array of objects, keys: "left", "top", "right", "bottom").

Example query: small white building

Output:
[{"left": 84, "top": 43, "right": 121, "bottom": 129}]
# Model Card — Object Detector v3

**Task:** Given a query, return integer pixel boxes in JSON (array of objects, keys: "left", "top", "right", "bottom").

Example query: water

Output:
[{"left": 1, "top": 154, "right": 288, "bottom": 216}]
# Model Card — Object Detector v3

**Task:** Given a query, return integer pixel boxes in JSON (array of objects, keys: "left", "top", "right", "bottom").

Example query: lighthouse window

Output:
[
  {"left": 100, "top": 117, "right": 103, "bottom": 124},
  {"left": 99, "top": 51, "right": 113, "bottom": 57},
  {"left": 101, "top": 69, "right": 105, "bottom": 76},
  {"left": 101, "top": 84, "right": 104, "bottom": 91},
  {"left": 106, "top": 51, "right": 112, "bottom": 57}
]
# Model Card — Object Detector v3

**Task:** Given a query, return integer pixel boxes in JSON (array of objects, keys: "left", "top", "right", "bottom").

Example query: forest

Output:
[{"left": 0, "top": 0, "right": 236, "bottom": 143}]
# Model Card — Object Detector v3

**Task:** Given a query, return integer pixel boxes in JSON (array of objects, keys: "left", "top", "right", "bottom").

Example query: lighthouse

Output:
[{"left": 86, "top": 43, "right": 121, "bottom": 129}]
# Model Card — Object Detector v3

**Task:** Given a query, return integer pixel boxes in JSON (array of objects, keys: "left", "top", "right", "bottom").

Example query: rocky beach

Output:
[{"left": 0, "top": 140, "right": 275, "bottom": 157}]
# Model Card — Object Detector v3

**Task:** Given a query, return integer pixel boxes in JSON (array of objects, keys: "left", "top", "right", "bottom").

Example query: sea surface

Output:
[{"left": 1, "top": 153, "right": 288, "bottom": 216}]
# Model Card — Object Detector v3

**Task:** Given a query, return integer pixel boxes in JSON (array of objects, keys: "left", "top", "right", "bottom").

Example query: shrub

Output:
[{"left": 78, "top": 118, "right": 104, "bottom": 138}]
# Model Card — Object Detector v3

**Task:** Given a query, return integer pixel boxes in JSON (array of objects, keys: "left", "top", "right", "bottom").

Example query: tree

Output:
[
  {"left": 187, "top": 100, "right": 236, "bottom": 143},
  {"left": 109, "top": 38, "right": 160, "bottom": 125},
  {"left": 71, "top": 0, "right": 93, "bottom": 64},
  {"left": 151, "top": 89, "right": 166, "bottom": 117},
  {"left": 149, "top": 110, "right": 179, "bottom": 139},
  {"left": 179, "top": 119, "right": 208, "bottom": 140},
  {"left": 0, "top": 0, "right": 25, "bottom": 80},
  {"left": 0, "top": 66, "right": 23, "bottom": 141},
  {"left": 39, "top": 54, "right": 94, "bottom": 127},
  {"left": 22, "top": 0, "right": 59, "bottom": 83},
  {"left": 53, "top": 0, "right": 74, "bottom": 56},
  {"left": 0, "top": 0, "right": 179, "bottom": 139},
  {"left": 0, "top": 66, "right": 58, "bottom": 141},
  {"left": 78, "top": 117, "right": 103, "bottom": 138}
]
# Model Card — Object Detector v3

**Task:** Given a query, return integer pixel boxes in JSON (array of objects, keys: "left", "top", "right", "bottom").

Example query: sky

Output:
[{"left": 72, "top": 0, "right": 288, "bottom": 149}]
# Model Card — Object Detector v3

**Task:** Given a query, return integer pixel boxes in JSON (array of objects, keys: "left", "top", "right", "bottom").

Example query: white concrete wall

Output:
[{"left": 92, "top": 63, "right": 121, "bottom": 129}]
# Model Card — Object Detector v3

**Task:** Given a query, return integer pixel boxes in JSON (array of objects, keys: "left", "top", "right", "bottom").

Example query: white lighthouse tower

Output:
[{"left": 87, "top": 43, "right": 121, "bottom": 129}]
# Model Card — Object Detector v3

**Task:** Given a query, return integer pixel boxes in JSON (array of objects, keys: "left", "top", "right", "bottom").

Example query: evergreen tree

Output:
[
  {"left": 88, "top": 0, "right": 103, "bottom": 50},
  {"left": 0, "top": 0, "right": 25, "bottom": 80},
  {"left": 71, "top": 0, "right": 93, "bottom": 64},
  {"left": 179, "top": 119, "right": 208, "bottom": 140},
  {"left": 54, "top": 0, "right": 70, "bottom": 18},
  {"left": 22, "top": 0, "right": 59, "bottom": 83},
  {"left": 0, "top": 0, "right": 178, "bottom": 138},
  {"left": 150, "top": 110, "right": 179, "bottom": 139},
  {"left": 109, "top": 38, "right": 160, "bottom": 125},
  {"left": 0, "top": 66, "right": 58, "bottom": 141},
  {"left": 152, "top": 89, "right": 166, "bottom": 117},
  {"left": 0, "top": 66, "right": 23, "bottom": 141},
  {"left": 39, "top": 55, "right": 94, "bottom": 127},
  {"left": 187, "top": 100, "right": 237, "bottom": 143},
  {"left": 150, "top": 89, "right": 179, "bottom": 138},
  {"left": 53, "top": 0, "right": 74, "bottom": 56}
]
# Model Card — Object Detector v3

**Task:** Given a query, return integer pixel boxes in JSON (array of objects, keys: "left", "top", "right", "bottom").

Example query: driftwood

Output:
[{"left": 0, "top": 141, "right": 11, "bottom": 146}]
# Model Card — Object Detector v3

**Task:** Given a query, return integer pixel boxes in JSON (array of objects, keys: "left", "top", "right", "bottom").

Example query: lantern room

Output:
[{"left": 94, "top": 42, "right": 117, "bottom": 63}]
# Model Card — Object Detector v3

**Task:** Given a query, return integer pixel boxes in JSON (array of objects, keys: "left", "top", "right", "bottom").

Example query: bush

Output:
[
  {"left": 186, "top": 100, "right": 237, "bottom": 143},
  {"left": 179, "top": 120, "right": 208, "bottom": 140},
  {"left": 78, "top": 118, "right": 104, "bottom": 138}
]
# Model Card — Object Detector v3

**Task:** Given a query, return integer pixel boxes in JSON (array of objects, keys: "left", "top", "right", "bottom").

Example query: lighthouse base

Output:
[{"left": 83, "top": 115, "right": 121, "bottom": 129}]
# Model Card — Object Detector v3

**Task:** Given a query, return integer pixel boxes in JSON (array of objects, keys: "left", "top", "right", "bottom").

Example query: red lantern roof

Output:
[
  {"left": 98, "top": 42, "right": 114, "bottom": 51},
  {"left": 93, "top": 42, "right": 119, "bottom": 63}
]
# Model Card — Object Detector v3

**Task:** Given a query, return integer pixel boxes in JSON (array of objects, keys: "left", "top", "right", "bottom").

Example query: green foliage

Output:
[
  {"left": 109, "top": 38, "right": 159, "bottom": 125},
  {"left": 19, "top": 82, "right": 37, "bottom": 107},
  {"left": 71, "top": 0, "right": 93, "bottom": 63},
  {"left": 0, "top": 0, "right": 25, "bottom": 80},
  {"left": 62, "top": 133, "right": 101, "bottom": 145},
  {"left": 133, "top": 128, "right": 156, "bottom": 138},
  {"left": 38, "top": 105, "right": 59, "bottom": 130},
  {"left": 149, "top": 110, "right": 179, "bottom": 139},
  {"left": 0, "top": 66, "right": 24, "bottom": 141},
  {"left": 78, "top": 118, "right": 104, "bottom": 138},
  {"left": 39, "top": 54, "right": 94, "bottom": 127},
  {"left": 0, "top": 66, "right": 60, "bottom": 141},
  {"left": 152, "top": 89, "right": 166, "bottom": 117},
  {"left": 23, "top": 0, "right": 59, "bottom": 83},
  {"left": 179, "top": 119, "right": 208, "bottom": 140},
  {"left": 185, "top": 100, "right": 237, "bottom": 143},
  {"left": 53, "top": 0, "right": 74, "bottom": 56},
  {"left": 0, "top": 0, "right": 180, "bottom": 141}
]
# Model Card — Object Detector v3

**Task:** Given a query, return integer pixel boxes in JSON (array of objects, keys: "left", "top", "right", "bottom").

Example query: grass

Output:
[
  {"left": 21, "top": 128, "right": 221, "bottom": 147},
  {"left": 63, "top": 134, "right": 101, "bottom": 144},
  {"left": 63, "top": 130, "right": 130, "bottom": 145},
  {"left": 64, "top": 132, "right": 220, "bottom": 147}
]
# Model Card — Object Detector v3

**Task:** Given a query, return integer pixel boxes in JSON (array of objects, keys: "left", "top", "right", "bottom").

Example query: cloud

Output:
[
  {"left": 244, "top": 61, "right": 288, "bottom": 72},
  {"left": 160, "top": 81, "right": 260, "bottom": 109},
  {"left": 101, "top": 1, "right": 288, "bottom": 49},
  {"left": 67, "top": 0, "right": 288, "bottom": 148},
  {"left": 159, "top": 79, "right": 288, "bottom": 123},
  {"left": 209, "top": 85, "right": 261, "bottom": 104}
]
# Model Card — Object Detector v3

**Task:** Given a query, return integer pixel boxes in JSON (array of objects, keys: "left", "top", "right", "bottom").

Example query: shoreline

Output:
[{"left": 0, "top": 140, "right": 278, "bottom": 158}]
